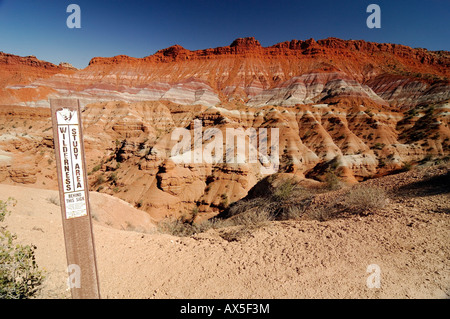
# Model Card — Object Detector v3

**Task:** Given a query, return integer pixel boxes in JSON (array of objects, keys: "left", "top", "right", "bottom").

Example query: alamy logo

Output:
[
  {"left": 67, "top": 264, "right": 81, "bottom": 289},
  {"left": 366, "top": 4, "right": 381, "bottom": 29},
  {"left": 366, "top": 264, "right": 381, "bottom": 288},
  {"left": 66, "top": 4, "right": 81, "bottom": 29},
  {"left": 170, "top": 119, "right": 280, "bottom": 174}
]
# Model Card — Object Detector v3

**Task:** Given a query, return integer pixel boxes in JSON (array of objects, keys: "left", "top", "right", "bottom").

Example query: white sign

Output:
[{"left": 56, "top": 108, "right": 87, "bottom": 219}]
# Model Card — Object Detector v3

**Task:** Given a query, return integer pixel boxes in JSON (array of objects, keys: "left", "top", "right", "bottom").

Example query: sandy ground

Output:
[{"left": 0, "top": 166, "right": 449, "bottom": 299}]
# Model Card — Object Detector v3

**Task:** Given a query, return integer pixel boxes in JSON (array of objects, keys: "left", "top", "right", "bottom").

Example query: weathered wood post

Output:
[{"left": 50, "top": 98, "right": 100, "bottom": 299}]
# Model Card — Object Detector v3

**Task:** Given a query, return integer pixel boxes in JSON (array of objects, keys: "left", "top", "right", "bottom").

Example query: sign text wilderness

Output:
[
  {"left": 56, "top": 109, "right": 88, "bottom": 219},
  {"left": 50, "top": 99, "right": 100, "bottom": 299}
]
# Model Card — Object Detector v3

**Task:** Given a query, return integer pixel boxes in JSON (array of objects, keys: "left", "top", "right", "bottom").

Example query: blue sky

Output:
[{"left": 0, "top": 0, "right": 448, "bottom": 69}]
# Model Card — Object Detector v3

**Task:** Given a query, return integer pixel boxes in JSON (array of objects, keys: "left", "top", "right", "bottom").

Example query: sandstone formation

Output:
[
  {"left": 2, "top": 37, "right": 448, "bottom": 109},
  {"left": 0, "top": 37, "right": 449, "bottom": 220}
]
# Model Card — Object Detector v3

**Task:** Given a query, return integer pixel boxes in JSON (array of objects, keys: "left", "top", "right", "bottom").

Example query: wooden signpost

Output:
[{"left": 50, "top": 99, "right": 100, "bottom": 299}]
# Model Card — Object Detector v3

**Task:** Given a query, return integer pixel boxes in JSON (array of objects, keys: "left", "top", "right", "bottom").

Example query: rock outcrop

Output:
[
  {"left": 0, "top": 99, "right": 448, "bottom": 220},
  {"left": 0, "top": 37, "right": 449, "bottom": 220},
  {"left": 1, "top": 37, "right": 448, "bottom": 108}
]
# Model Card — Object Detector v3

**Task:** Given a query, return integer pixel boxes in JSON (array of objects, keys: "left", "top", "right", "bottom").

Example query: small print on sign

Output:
[
  {"left": 64, "top": 192, "right": 87, "bottom": 219},
  {"left": 56, "top": 108, "right": 87, "bottom": 219}
]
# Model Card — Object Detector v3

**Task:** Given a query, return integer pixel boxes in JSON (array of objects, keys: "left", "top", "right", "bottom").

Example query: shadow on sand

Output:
[{"left": 395, "top": 170, "right": 450, "bottom": 199}]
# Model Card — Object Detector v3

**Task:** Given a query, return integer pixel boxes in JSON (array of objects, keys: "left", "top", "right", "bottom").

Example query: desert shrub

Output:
[
  {"left": 157, "top": 206, "right": 210, "bottom": 237},
  {"left": 157, "top": 218, "right": 188, "bottom": 236},
  {"left": 219, "top": 193, "right": 229, "bottom": 209},
  {"left": 157, "top": 202, "right": 276, "bottom": 237},
  {"left": 272, "top": 179, "right": 300, "bottom": 201},
  {"left": 91, "top": 164, "right": 101, "bottom": 173},
  {"left": 304, "top": 186, "right": 387, "bottom": 220},
  {"left": 226, "top": 198, "right": 269, "bottom": 217},
  {"left": 95, "top": 174, "right": 105, "bottom": 186},
  {"left": 195, "top": 218, "right": 229, "bottom": 232},
  {"left": 157, "top": 217, "right": 200, "bottom": 237},
  {"left": 343, "top": 186, "right": 387, "bottom": 215},
  {"left": 227, "top": 207, "right": 274, "bottom": 228},
  {"left": 108, "top": 172, "right": 118, "bottom": 183},
  {"left": 125, "top": 221, "right": 136, "bottom": 231},
  {"left": 0, "top": 198, "right": 44, "bottom": 299},
  {"left": 90, "top": 210, "right": 99, "bottom": 221},
  {"left": 328, "top": 156, "right": 341, "bottom": 170},
  {"left": 274, "top": 201, "right": 304, "bottom": 220},
  {"left": 303, "top": 195, "right": 344, "bottom": 222},
  {"left": 161, "top": 179, "right": 386, "bottom": 236},
  {"left": 421, "top": 154, "right": 433, "bottom": 163},
  {"left": 201, "top": 208, "right": 275, "bottom": 242},
  {"left": 324, "top": 170, "right": 342, "bottom": 190},
  {"left": 46, "top": 195, "right": 60, "bottom": 206},
  {"left": 225, "top": 178, "right": 311, "bottom": 222},
  {"left": 305, "top": 206, "right": 336, "bottom": 222},
  {"left": 401, "top": 162, "right": 413, "bottom": 172}
]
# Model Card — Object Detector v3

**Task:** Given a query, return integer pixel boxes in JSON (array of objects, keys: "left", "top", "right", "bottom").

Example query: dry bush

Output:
[
  {"left": 1, "top": 198, "right": 44, "bottom": 299},
  {"left": 157, "top": 217, "right": 199, "bottom": 237},
  {"left": 305, "top": 206, "right": 335, "bottom": 222},
  {"left": 195, "top": 218, "right": 230, "bottom": 232},
  {"left": 299, "top": 185, "right": 387, "bottom": 221},
  {"left": 303, "top": 196, "right": 342, "bottom": 222},
  {"left": 343, "top": 186, "right": 387, "bottom": 215},
  {"left": 226, "top": 198, "right": 270, "bottom": 218},
  {"left": 272, "top": 179, "right": 302, "bottom": 201},
  {"left": 159, "top": 180, "right": 388, "bottom": 237},
  {"left": 227, "top": 207, "right": 274, "bottom": 228},
  {"left": 225, "top": 178, "right": 312, "bottom": 222},
  {"left": 324, "top": 170, "right": 342, "bottom": 190},
  {"left": 157, "top": 210, "right": 230, "bottom": 237},
  {"left": 214, "top": 208, "right": 274, "bottom": 242},
  {"left": 157, "top": 204, "right": 275, "bottom": 237},
  {"left": 275, "top": 202, "right": 305, "bottom": 220},
  {"left": 46, "top": 196, "right": 60, "bottom": 206}
]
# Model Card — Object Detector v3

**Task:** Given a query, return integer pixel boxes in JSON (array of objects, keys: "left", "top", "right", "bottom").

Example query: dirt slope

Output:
[
  {"left": 1, "top": 165, "right": 448, "bottom": 299},
  {"left": 1, "top": 101, "right": 448, "bottom": 222}
]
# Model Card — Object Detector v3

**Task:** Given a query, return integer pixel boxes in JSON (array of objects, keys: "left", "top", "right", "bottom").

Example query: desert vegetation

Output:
[
  {"left": 157, "top": 176, "right": 388, "bottom": 238},
  {"left": 0, "top": 198, "right": 44, "bottom": 298}
]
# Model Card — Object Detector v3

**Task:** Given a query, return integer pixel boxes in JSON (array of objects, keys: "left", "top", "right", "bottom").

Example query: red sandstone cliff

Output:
[{"left": 0, "top": 38, "right": 449, "bottom": 220}]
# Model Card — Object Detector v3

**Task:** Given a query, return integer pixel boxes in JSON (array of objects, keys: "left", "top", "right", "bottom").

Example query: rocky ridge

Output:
[
  {"left": 0, "top": 99, "right": 448, "bottom": 220},
  {"left": 0, "top": 37, "right": 449, "bottom": 220},
  {"left": 1, "top": 37, "right": 449, "bottom": 109}
]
